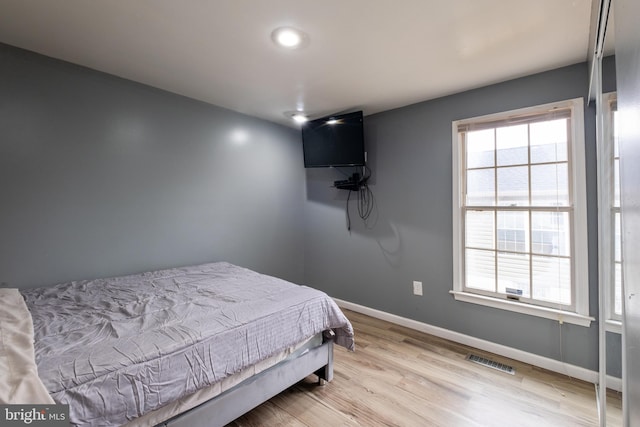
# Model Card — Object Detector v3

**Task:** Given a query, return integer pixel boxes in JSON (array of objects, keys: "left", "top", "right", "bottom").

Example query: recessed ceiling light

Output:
[
  {"left": 292, "top": 113, "right": 308, "bottom": 124},
  {"left": 271, "top": 27, "right": 309, "bottom": 49},
  {"left": 284, "top": 110, "right": 310, "bottom": 124}
]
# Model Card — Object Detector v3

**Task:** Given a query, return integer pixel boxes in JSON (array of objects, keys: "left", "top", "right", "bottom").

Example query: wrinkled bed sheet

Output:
[{"left": 21, "top": 262, "right": 354, "bottom": 426}]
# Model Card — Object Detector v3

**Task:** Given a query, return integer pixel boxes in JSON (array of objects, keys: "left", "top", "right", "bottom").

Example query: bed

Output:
[{"left": 1, "top": 262, "right": 354, "bottom": 426}]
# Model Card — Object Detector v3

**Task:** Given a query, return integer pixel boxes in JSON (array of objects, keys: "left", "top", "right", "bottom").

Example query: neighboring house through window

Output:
[{"left": 452, "top": 98, "right": 592, "bottom": 326}]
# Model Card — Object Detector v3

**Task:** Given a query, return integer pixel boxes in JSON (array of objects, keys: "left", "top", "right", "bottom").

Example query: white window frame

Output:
[
  {"left": 600, "top": 92, "right": 622, "bottom": 333},
  {"left": 451, "top": 98, "right": 593, "bottom": 327}
]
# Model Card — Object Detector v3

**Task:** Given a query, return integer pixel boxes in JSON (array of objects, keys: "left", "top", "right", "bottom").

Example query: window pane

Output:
[
  {"left": 530, "top": 119, "right": 568, "bottom": 163},
  {"left": 497, "top": 124, "right": 528, "bottom": 166},
  {"left": 613, "top": 110, "right": 619, "bottom": 157},
  {"left": 497, "top": 252, "right": 530, "bottom": 297},
  {"left": 497, "top": 166, "right": 528, "bottom": 206},
  {"left": 615, "top": 212, "right": 621, "bottom": 263},
  {"left": 614, "top": 159, "right": 620, "bottom": 208},
  {"left": 531, "top": 211, "right": 570, "bottom": 256},
  {"left": 467, "top": 169, "right": 495, "bottom": 206},
  {"left": 497, "top": 210, "right": 528, "bottom": 253},
  {"left": 530, "top": 163, "right": 569, "bottom": 206},
  {"left": 615, "top": 262, "right": 622, "bottom": 316},
  {"left": 467, "top": 129, "right": 495, "bottom": 169},
  {"left": 532, "top": 256, "right": 571, "bottom": 305},
  {"left": 466, "top": 210, "right": 495, "bottom": 249},
  {"left": 466, "top": 249, "right": 495, "bottom": 292}
]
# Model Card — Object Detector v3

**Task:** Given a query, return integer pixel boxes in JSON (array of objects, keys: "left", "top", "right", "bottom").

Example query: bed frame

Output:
[{"left": 159, "top": 338, "right": 334, "bottom": 427}]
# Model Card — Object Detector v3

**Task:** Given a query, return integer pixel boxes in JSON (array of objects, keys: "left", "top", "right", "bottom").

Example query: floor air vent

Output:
[{"left": 466, "top": 354, "right": 516, "bottom": 375}]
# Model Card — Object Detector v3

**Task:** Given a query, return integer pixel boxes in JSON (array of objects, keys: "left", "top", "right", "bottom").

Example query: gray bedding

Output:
[{"left": 21, "top": 262, "right": 354, "bottom": 426}]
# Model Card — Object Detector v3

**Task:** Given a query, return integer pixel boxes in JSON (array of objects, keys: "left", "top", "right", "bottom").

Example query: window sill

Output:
[
  {"left": 606, "top": 319, "right": 622, "bottom": 334},
  {"left": 450, "top": 291, "right": 594, "bottom": 327}
]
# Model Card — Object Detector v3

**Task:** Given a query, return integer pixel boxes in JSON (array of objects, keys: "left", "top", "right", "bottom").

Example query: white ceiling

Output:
[{"left": 0, "top": 0, "right": 597, "bottom": 127}]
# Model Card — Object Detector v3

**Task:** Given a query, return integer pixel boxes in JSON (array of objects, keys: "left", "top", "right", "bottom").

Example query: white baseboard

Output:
[{"left": 334, "top": 298, "right": 622, "bottom": 392}]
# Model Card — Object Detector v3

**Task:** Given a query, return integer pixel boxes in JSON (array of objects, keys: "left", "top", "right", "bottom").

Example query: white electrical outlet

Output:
[{"left": 412, "top": 280, "right": 423, "bottom": 296}]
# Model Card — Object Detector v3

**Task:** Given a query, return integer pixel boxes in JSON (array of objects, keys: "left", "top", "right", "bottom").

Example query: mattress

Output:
[{"left": 20, "top": 262, "right": 354, "bottom": 426}]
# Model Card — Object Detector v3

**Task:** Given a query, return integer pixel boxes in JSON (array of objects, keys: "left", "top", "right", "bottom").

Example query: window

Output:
[
  {"left": 601, "top": 93, "right": 622, "bottom": 327},
  {"left": 452, "top": 98, "right": 592, "bottom": 326}
]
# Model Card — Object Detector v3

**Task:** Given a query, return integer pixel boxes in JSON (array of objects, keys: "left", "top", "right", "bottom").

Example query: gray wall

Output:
[
  {"left": 0, "top": 43, "right": 305, "bottom": 288},
  {"left": 304, "top": 58, "right": 620, "bottom": 374},
  {"left": 614, "top": 0, "right": 640, "bottom": 422}
]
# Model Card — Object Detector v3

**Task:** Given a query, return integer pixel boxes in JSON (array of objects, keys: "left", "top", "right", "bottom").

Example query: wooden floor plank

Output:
[
  {"left": 226, "top": 400, "right": 307, "bottom": 427},
  {"left": 226, "top": 309, "right": 622, "bottom": 427}
]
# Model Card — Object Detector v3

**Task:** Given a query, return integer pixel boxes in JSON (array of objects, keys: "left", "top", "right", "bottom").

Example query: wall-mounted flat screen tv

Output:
[{"left": 302, "top": 111, "right": 365, "bottom": 168}]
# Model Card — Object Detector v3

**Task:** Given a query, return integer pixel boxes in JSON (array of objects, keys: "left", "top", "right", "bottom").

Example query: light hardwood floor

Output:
[{"left": 228, "top": 310, "right": 622, "bottom": 426}]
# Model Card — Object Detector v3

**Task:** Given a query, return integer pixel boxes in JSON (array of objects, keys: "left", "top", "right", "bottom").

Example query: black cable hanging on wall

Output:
[{"left": 335, "top": 166, "right": 374, "bottom": 231}]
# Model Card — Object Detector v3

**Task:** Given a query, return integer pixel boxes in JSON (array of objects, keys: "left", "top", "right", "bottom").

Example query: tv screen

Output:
[{"left": 302, "top": 111, "right": 365, "bottom": 168}]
